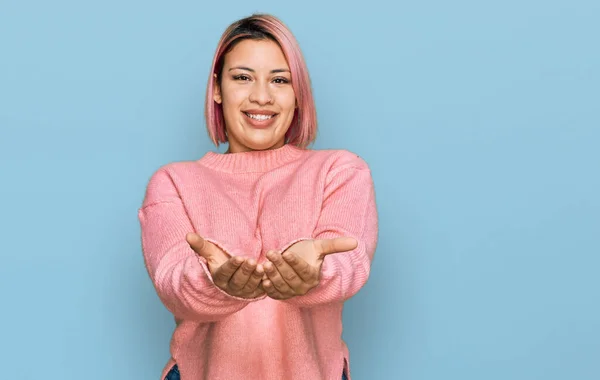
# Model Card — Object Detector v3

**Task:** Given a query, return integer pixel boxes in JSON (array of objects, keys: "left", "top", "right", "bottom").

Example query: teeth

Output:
[{"left": 245, "top": 113, "right": 273, "bottom": 121}]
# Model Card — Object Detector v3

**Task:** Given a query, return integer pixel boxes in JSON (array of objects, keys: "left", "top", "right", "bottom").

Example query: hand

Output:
[
  {"left": 186, "top": 233, "right": 265, "bottom": 299},
  {"left": 261, "top": 237, "right": 358, "bottom": 300}
]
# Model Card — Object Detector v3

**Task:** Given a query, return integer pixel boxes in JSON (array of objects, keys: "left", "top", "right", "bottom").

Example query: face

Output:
[{"left": 214, "top": 39, "right": 296, "bottom": 153}]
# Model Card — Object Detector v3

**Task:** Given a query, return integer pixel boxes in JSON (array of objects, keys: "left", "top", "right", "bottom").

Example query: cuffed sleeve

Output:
[
  {"left": 284, "top": 155, "right": 379, "bottom": 307},
  {"left": 138, "top": 168, "right": 255, "bottom": 322}
]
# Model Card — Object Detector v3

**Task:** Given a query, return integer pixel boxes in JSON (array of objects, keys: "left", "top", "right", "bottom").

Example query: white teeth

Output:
[{"left": 245, "top": 113, "right": 273, "bottom": 121}]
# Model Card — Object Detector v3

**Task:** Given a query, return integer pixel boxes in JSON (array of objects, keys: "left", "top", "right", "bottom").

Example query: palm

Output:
[
  {"left": 186, "top": 233, "right": 265, "bottom": 299},
  {"left": 201, "top": 241, "right": 231, "bottom": 276},
  {"left": 260, "top": 237, "right": 358, "bottom": 300},
  {"left": 284, "top": 240, "right": 324, "bottom": 270}
]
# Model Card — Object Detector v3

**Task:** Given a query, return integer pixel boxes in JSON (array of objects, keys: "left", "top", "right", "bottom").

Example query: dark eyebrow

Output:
[{"left": 228, "top": 66, "right": 290, "bottom": 74}]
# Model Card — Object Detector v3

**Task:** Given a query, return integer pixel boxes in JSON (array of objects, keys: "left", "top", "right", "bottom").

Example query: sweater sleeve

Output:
[
  {"left": 283, "top": 155, "right": 379, "bottom": 307},
  {"left": 138, "top": 168, "right": 255, "bottom": 322}
]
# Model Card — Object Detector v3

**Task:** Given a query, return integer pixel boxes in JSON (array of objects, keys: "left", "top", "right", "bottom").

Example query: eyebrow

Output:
[{"left": 228, "top": 66, "right": 290, "bottom": 73}]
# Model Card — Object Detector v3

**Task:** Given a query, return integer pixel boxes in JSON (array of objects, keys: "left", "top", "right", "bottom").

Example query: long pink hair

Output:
[{"left": 205, "top": 14, "right": 317, "bottom": 148}]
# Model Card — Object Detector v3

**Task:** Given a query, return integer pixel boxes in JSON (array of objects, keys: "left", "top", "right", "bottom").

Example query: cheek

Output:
[
  {"left": 222, "top": 86, "right": 248, "bottom": 108},
  {"left": 279, "top": 90, "right": 297, "bottom": 112}
]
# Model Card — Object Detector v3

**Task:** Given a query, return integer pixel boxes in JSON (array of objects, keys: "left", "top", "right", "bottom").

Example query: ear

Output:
[{"left": 213, "top": 73, "right": 222, "bottom": 104}]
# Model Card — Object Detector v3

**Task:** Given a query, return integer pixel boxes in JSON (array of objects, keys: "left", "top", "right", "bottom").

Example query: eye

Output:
[
  {"left": 273, "top": 77, "right": 290, "bottom": 84},
  {"left": 233, "top": 74, "right": 251, "bottom": 81}
]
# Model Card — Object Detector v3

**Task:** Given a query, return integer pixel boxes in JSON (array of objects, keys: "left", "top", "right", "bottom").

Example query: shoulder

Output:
[
  {"left": 144, "top": 160, "right": 201, "bottom": 187},
  {"left": 300, "top": 148, "right": 375, "bottom": 197},
  {"left": 140, "top": 160, "right": 204, "bottom": 208},
  {"left": 303, "top": 148, "right": 371, "bottom": 174}
]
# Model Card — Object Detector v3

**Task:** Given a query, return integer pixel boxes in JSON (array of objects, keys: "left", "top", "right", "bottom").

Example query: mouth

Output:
[
  {"left": 243, "top": 112, "right": 277, "bottom": 121},
  {"left": 242, "top": 111, "right": 279, "bottom": 129}
]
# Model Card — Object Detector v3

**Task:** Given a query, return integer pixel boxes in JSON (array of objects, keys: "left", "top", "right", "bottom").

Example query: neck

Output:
[
  {"left": 225, "top": 140, "right": 286, "bottom": 154},
  {"left": 199, "top": 143, "right": 304, "bottom": 173}
]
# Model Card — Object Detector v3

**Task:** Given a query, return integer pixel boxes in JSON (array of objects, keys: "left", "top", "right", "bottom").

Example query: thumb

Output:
[
  {"left": 186, "top": 233, "right": 212, "bottom": 260},
  {"left": 316, "top": 237, "right": 358, "bottom": 257}
]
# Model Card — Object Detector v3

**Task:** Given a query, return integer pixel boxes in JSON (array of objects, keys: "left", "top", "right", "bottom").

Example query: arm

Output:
[
  {"left": 138, "top": 168, "right": 255, "bottom": 322},
  {"left": 282, "top": 158, "right": 379, "bottom": 307}
]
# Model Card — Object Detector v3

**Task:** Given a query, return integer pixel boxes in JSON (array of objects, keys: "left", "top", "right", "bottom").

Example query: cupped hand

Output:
[
  {"left": 186, "top": 233, "right": 265, "bottom": 299},
  {"left": 261, "top": 237, "right": 358, "bottom": 300}
]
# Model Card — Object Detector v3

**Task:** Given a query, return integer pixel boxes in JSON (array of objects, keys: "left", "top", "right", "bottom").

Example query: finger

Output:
[
  {"left": 213, "top": 256, "right": 244, "bottom": 288},
  {"left": 262, "top": 279, "right": 286, "bottom": 300},
  {"left": 248, "top": 286, "right": 266, "bottom": 299},
  {"left": 263, "top": 257, "right": 294, "bottom": 295},
  {"left": 186, "top": 233, "right": 211, "bottom": 259},
  {"left": 259, "top": 263, "right": 268, "bottom": 281},
  {"left": 229, "top": 258, "right": 257, "bottom": 291},
  {"left": 315, "top": 237, "right": 358, "bottom": 257},
  {"left": 266, "top": 251, "right": 303, "bottom": 290},
  {"left": 281, "top": 251, "right": 315, "bottom": 283},
  {"left": 242, "top": 262, "right": 265, "bottom": 294}
]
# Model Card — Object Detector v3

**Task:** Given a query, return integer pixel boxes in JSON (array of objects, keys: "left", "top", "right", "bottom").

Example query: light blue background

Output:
[{"left": 1, "top": 1, "right": 598, "bottom": 379}]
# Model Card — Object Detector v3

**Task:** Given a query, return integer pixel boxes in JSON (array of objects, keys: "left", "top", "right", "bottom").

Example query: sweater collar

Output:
[{"left": 198, "top": 144, "right": 305, "bottom": 173}]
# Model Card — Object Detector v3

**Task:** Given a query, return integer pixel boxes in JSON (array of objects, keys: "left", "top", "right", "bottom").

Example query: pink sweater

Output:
[{"left": 138, "top": 144, "right": 378, "bottom": 380}]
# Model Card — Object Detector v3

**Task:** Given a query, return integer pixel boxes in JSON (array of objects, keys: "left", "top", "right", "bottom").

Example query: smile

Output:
[{"left": 244, "top": 112, "right": 276, "bottom": 121}]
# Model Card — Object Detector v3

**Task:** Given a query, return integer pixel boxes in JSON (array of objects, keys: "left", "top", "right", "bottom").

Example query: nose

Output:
[{"left": 249, "top": 81, "right": 274, "bottom": 105}]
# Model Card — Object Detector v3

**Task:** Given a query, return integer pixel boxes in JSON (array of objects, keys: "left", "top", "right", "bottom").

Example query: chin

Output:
[
  {"left": 242, "top": 139, "right": 283, "bottom": 151},
  {"left": 236, "top": 129, "right": 286, "bottom": 151}
]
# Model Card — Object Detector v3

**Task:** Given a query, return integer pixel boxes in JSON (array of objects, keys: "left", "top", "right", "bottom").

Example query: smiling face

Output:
[{"left": 213, "top": 38, "right": 297, "bottom": 153}]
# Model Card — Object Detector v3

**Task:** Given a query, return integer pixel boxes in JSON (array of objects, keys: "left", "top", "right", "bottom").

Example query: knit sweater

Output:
[{"left": 138, "top": 143, "right": 378, "bottom": 380}]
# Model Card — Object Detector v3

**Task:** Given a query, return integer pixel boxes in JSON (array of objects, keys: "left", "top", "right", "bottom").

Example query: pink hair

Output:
[{"left": 204, "top": 14, "right": 317, "bottom": 148}]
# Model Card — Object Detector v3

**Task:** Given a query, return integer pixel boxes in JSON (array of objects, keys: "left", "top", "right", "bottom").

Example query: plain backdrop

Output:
[{"left": 1, "top": 1, "right": 599, "bottom": 379}]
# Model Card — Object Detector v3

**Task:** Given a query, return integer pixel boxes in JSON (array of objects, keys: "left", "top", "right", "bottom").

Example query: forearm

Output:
[
  {"left": 283, "top": 236, "right": 373, "bottom": 307},
  {"left": 284, "top": 161, "right": 378, "bottom": 307},
  {"left": 150, "top": 245, "right": 254, "bottom": 322},
  {"left": 139, "top": 201, "right": 256, "bottom": 322}
]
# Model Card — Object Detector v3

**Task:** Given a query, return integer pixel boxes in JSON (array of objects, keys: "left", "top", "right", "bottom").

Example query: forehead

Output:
[{"left": 224, "top": 39, "right": 289, "bottom": 69}]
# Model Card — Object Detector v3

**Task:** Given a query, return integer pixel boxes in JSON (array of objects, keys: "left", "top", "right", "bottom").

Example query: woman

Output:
[{"left": 139, "top": 13, "right": 378, "bottom": 380}]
